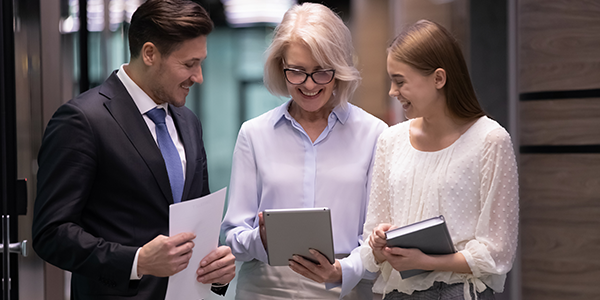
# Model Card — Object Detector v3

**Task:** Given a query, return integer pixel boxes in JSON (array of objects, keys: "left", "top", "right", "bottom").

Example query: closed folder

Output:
[{"left": 385, "top": 215, "right": 456, "bottom": 279}]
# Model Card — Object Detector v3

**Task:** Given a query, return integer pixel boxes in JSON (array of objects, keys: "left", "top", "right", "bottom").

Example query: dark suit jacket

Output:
[{"left": 32, "top": 71, "right": 213, "bottom": 299}]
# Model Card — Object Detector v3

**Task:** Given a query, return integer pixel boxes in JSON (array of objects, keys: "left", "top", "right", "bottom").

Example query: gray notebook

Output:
[
  {"left": 385, "top": 215, "right": 456, "bottom": 279},
  {"left": 263, "top": 207, "right": 335, "bottom": 266}
]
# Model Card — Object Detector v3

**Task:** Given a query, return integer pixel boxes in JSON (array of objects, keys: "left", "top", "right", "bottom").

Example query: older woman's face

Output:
[{"left": 283, "top": 42, "right": 336, "bottom": 115}]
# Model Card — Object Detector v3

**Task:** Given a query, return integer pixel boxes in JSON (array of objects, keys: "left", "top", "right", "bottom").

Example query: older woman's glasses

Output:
[{"left": 284, "top": 68, "right": 336, "bottom": 85}]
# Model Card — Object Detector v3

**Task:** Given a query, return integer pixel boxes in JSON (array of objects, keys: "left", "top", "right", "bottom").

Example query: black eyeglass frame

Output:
[{"left": 283, "top": 68, "right": 336, "bottom": 85}]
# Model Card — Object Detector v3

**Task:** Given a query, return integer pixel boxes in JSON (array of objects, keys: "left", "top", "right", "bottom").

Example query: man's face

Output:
[{"left": 147, "top": 35, "right": 207, "bottom": 107}]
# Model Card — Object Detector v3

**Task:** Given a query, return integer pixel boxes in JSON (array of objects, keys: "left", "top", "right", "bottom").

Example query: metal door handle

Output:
[{"left": 0, "top": 240, "right": 27, "bottom": 257}]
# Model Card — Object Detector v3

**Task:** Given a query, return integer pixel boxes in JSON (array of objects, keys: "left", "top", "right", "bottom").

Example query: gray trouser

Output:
[
  {"left": 235, "top": 259, "right": 376, "bottom": 300},
  {"left": 383, "top": 282, "right": 495, "bottom": 300}
]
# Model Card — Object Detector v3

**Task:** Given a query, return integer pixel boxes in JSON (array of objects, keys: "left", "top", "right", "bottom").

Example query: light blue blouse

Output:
[{"left": 221, "top": 100, "right": 387, "bottom": 297}]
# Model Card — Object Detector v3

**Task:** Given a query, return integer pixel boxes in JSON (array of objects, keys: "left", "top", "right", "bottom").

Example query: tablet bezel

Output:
[{"left": 263, "top": 207, "right": 335, "bottom": 266}]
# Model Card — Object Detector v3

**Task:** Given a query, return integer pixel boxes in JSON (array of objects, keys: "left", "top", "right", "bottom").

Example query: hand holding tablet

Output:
[{"left": 263, "top": 207, "right": 335, "bottom": 266}]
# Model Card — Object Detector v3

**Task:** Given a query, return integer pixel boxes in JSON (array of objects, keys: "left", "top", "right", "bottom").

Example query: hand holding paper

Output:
[
  {"left": 196, "top": 245, "right": 235, "bottom": 284},
  {"left": 138, "top": 232, "right": 196, "bottom": 277},
  {"left": 165, "top": 188, "right": 232, "bottom": 300}
]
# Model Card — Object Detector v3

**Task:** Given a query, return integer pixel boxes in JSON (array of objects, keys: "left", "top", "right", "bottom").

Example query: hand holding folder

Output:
[{"left": 384, "top": 215, "right": 456, "bottom": 279}]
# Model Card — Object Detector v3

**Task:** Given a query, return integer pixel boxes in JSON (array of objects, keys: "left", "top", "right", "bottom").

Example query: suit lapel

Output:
[
  {"left": 100, "top": 71, "right": 174, "bottom": 204},
  {"left": 170, "top": 106, "right": 196, "bottom": 201}
]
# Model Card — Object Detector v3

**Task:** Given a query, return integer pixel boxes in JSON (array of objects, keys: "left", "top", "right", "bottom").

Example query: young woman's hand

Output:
[
  {"left": 369, "top": 223, "right": 394, "bottom": 264},
  {"left": 381, "top": 247, "right": 431, "bottom": 272}
]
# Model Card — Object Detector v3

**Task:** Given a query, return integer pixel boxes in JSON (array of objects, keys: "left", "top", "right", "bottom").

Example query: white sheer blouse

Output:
[{"left": 360, "top": 116, "right": 519, "bottom": 299}]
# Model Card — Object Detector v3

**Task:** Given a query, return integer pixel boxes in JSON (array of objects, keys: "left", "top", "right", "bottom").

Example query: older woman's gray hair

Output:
[{"left": 263, "top": 3, "right": 360, "bottom": 107}]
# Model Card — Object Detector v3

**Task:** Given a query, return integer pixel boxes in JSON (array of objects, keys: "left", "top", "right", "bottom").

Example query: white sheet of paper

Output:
[{"left": 165, "top": 187, "right": 227, "bottom": 300}]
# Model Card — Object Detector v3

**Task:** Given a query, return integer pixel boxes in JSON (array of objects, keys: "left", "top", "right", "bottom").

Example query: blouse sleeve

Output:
[
  {"left": 220, "top": 123, "right": 269, "bottom": 263},
  {"left": 360, "top": 131, "right": 393, "bottom": 273},
  {"left": 460, "top": 127, "right": 519, "bottom": 278},
  {"left": 332, "top": 120, "right": 387, "bottom": 297}
]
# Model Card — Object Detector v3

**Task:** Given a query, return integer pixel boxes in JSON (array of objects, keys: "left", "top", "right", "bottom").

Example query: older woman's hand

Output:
[
  {"left": 258, "top": 212, "right": 268, "bottom": 250},
  {"left": 369, "top": 223, "right": 394, "bottom": 264},
  {"left": 288, "top": 249, "right": 342, "bottom": 284}
]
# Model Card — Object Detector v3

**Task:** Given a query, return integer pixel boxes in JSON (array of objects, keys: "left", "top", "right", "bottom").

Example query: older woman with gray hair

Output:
[{"left": 221, "top": 3, "right": 387, "bottom": 299}]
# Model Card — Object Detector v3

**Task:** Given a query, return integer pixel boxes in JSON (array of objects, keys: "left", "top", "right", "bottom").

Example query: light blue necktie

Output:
[{"left": 146, "top": 107, "right": 184, "bottom": 203}]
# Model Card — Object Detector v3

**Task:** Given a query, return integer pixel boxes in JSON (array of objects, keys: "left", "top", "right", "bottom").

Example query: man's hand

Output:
[
  {"left": 196, "top": 246, "right": 236, "bottom": 285},
  {"left": 137, "top": 232, "right": 196, "bottom": 277},
  {"left": 288, "top": 249, "right": 342, "bottom": 284}
]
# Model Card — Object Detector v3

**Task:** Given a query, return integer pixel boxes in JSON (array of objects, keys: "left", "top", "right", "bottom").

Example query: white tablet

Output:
[{"left": 263, "top": 207, "right": 335, "bottom": 266}]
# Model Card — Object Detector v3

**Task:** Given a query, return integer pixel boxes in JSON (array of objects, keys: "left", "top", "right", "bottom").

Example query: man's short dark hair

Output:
[{"left": 128, "top": 0, "right": 214, "bottom": 59}]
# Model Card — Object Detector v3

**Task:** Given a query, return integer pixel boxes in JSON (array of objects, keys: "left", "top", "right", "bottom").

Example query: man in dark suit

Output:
[{"left": 31, "top": 0, "right": 235, "bottom": 299}]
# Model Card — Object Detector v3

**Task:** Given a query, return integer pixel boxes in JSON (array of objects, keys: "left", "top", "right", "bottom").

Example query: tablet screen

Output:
[{"left": 263, "top": 207, "right": 335, "bottom": 266}]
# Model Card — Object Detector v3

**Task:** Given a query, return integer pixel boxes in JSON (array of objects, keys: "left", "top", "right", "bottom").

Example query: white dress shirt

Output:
[
  {"left": 221, "top": 100, "right": 388, "bottom": 298},
  {"left": 116, "top": 64, "right": 187, "bottom": 280}
]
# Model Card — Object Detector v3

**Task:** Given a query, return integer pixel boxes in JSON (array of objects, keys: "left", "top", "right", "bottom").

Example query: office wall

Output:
[
  {"left": 518, "top": 0, "right": 600, "bottom": 299},
  {"left": 352, "top": 0, "right": 470, "bottom": 125}
]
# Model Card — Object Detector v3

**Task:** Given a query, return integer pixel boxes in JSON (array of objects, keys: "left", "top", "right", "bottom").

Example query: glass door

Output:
[{"left": 1, "top": 0, "right": 27, "bottom": 298}]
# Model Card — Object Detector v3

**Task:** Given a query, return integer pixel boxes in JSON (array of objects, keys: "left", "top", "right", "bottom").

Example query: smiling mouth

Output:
[
  {"left": 181, "top": 83, "right": 193, "bottom": 89},
  {"left": 300, "top": 89, "right": 321, "bottom": 97}
]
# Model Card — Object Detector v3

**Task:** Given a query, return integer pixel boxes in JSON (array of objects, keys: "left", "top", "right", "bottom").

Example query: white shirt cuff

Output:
[{"left": 130, "top": 247, "right": 143, "bottom": 280}]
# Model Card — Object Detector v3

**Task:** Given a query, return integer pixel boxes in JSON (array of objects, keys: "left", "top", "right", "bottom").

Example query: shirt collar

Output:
[
  {"left": 116, "top": 64, "right": 168, "bottom": 115},
  {"left": 270, "top": 99, "right": 350, "bottom": 127},
  {"left": 271, "top": 100, "right": 293, "bottom": 127},
  {"left": 331, "top": 103, "right": 350, "bottom": 125}
]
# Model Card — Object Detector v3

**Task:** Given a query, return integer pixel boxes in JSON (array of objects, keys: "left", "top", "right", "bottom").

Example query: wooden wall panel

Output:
[
  {"left": 352, "top": 0, "right": 390, "bottom": 122},
  {"left": 390, "top": 0, "right": 470, "bottom": 65},
  {"left": 520, "top": 154, "right": 600, "bottom": 299},
  {"left": 522, "top": 225, "right": 600, "bottom": 298},
  {"left": 520, "top": 98, "right": 600, "bottom": 145},
  {"left": 519, "top": 0, "right": 600, "bottom": 93},
  {"left": 518, "top": 1, "right": 600, "bottom": 299},
  {"left": 520, "top": 154, "right": 600, "bottom": 223}
]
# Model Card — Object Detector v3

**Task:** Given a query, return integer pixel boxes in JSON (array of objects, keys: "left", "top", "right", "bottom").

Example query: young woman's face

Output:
[{"left": 387, "top": 54, "right": 440, "bottom": 119}]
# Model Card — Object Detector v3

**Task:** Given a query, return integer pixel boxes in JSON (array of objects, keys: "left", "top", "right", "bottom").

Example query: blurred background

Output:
[{"left": 1, "top": 0, "right": 599, "bottom": 299}]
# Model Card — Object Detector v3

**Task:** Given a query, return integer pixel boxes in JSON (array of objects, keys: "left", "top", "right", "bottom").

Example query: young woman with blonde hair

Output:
[{"left": 361, "top": 20, "right": 519, "bottom": 300}]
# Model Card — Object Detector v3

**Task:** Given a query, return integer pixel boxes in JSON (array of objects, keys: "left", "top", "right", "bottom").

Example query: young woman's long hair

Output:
[{"left": 389, "top": 20, "right": 485, "bottom": 120}]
